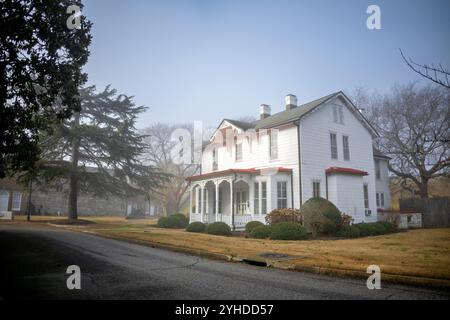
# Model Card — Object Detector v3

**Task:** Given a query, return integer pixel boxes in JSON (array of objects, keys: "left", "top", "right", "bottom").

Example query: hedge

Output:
[
  {"left": 336, "top": 225, "right": 361, "bottom": 238},
  {"left": 338, "top": 221, "right": 397, "bottom": 238},
  {"left": 270, "top": 222, "right": 307, "bottom": 240}
]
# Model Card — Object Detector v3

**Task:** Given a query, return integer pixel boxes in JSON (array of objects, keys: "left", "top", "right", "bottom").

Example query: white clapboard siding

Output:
[{"left": 298, "top": 98, "right": 378, "bottom": 222}]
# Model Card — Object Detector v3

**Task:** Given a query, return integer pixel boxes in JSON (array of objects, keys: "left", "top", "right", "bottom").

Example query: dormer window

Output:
[{"left": 333, "top": 105, "right": 345, "bottom": 124}]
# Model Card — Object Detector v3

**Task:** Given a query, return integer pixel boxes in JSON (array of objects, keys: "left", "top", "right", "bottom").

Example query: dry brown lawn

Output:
[{"left": 5, "top": 215, "right": 450, "bottom": 282}]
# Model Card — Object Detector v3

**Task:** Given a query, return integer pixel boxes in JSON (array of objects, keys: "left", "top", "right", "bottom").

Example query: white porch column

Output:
[
  {"left": 189, "top": 186, "right": 193, "bottom": 220},
  {"left": 215, "top": 182, "right": 219, "bottom": 222},
  {"left": 250, "top": 181, "right": 254, "bottom": 219},
  {"left": 230, "top": 178, "right": 234, "bottom": 230},
  {"left": 199, "top": 186, "right": 204, "bottom": 223}
]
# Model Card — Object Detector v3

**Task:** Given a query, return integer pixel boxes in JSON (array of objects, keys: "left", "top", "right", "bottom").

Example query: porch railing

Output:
[{"left": 190, "top": 212, "right": 268, "bottom": 230}]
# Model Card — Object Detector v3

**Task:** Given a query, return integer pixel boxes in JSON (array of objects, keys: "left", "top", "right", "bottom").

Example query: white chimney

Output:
[
  {"left": 260, "top": 104, "right": 271, "bottom": 119},
  {"left": 285, "top": 94, "right": 297, "bottom": 110}
]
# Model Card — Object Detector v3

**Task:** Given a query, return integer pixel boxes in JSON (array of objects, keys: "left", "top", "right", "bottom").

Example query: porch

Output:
[{"left": 187, "top": 168, "right": 293, "bottom": 230}]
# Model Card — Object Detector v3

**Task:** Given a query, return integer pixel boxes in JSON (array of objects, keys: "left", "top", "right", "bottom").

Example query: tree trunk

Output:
[
  {"left": 418, "top": 178, "right": 429, "bottom": 199},
  {"left": 68, "top": 112, "right": 81, "bottom": 220}
]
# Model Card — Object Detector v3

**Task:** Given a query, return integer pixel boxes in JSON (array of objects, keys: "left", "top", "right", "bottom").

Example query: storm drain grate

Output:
[{"left": 242, "top": 259, "right": 267, "bottom": 267}]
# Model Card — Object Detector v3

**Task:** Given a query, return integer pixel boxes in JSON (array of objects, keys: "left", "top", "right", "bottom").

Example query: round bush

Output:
[
  {"left": 186, "top": 221, "right": 206, "bottom": 233},
  {"left": 249, "top": 225, "right": 272, "bottom": 239},
  {"left": 157, "top": 213, "right": 189, "bottom": 229},
  {"left": 245, "top": 221, "right": 264, "bottom": 234},
  {"left": 301, "top": 197, "right": 342, "bottom": 237},
  {"left": 271, "top": 222, "right": 307, "bottom": 240},
  {"left": 205, "top": 222, "right": 232, "bottom": 236},
  {"left": 337, "top": 225, "right": 361, "bottom": 238}
]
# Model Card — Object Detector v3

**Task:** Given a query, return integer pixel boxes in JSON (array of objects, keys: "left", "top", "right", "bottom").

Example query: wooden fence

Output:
[{"left": 399, "top": 197, "right": 450, "bottom": 228}]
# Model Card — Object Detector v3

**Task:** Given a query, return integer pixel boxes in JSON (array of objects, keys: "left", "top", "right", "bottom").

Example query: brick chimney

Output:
[
  {"left": 260, "top": 104, "right": 271, "bottom": 119},
  {"left": 285, "top": 94, "right": 297, "bottom": 110}
]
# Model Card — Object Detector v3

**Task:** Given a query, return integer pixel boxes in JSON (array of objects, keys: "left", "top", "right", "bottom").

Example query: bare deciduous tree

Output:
[
  {"left": 142, "top": 123, "right": 200, "bottom": 215},
  {"left": 367, "top": 84, "right": 450, "bottom": 198}
]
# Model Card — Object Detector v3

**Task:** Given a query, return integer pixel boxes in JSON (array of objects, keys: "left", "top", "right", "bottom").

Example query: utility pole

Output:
[{"left": 27, "top": 179, "right": 33, "bottom": 221}]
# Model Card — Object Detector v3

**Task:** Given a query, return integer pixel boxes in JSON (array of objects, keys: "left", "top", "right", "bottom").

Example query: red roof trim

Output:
[
  {"left": 186, "top": 167, "right": 292, "bottom": 182},
  {"left": 325, "top": 167, "right": 368, "bottom": 176}
]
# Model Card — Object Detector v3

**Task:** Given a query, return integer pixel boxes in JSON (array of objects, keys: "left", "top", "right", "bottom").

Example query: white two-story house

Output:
[{"left": 187, "top": 91, "right": 391, "bottom": 230}]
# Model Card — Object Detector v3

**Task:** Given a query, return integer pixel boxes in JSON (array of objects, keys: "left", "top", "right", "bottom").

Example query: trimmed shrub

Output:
[
  {"left": 337, "top": 225, "right": 361, "bottom": 238},
  {"left": 245, "top": 221, "right": 264, "bottom": 234},
  {"left": 265, "top": 208, "right": 302, "bottom": 225},
  {"left": 270, "top": 222, "right": 307, "bottom": 240},
  {"left": 249, "top": 225, "right": 272, "bottom": 239},
  {"left": 205, "top": 222, "right": 232, "bottom": 236},
  {"left": 301, "top": 197, "right": 342, "bottom": 237},
  {"left": 186, "top": 222, "right": 206, "bottom": 233},
  {"left": 322, "top": 208, "right": 343, "bottom": 235},
  {"left": 157, "top": 213, "right": 189, "bottom": 229}
]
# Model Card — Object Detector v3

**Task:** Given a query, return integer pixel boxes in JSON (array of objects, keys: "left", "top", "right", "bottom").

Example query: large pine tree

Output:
[{"left": 36, "top": 86, "right": 169, "bottom": 220}]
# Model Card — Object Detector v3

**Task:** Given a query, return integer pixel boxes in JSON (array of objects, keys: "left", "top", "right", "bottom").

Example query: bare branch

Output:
[{"left": 400, "top": 49, "right": 450, "bottom": 89}]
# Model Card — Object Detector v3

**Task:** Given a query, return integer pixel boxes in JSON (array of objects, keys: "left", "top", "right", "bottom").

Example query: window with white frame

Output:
[
  {"left": 253, "top": 182, "right": 259, "bottom": 215},
  {"left": 330, "top": 133, "right": 338, "bottom": 159},
  {"left": 277, "top": 181, "right": 287, "bottom": 209},
  {"left": 343, "top": 135, "right": 350, "bottom": 161},
  {"left": 375, "top": 160, "right": 381, "bottom": 180},
  {"left": 12, "top": 192, "right": 22, "bottom": 211},
  {"left": 312, "top": 181, "right": 320, "bottom": 198},
  {"left": 212, "top": 148, "right": 218, "bottom": 170},
  {"left": 380, "top": 193, "right": 385, "bottom": 208},
  {"left": 269, "top": 130, "right": 278, "bottom": 160},
  {"left": 363, "top": 184, "right": 369, "bottom": 209},
  {"left": 261, "top": 182, "right": 267, "bottom": 214},
  {"left": 376, "top": 193, "right": 380, "bottom": 207},
  {"left": 235, "top": 143, "right": 243, "bottom": 162}
]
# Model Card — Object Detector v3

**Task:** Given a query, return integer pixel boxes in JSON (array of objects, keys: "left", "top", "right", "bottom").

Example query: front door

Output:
[
  {"left": 235, "top": 191, "right": 248, "bottom": 214},
  {"left": 0, "top": 191, "right": 9, "bottom": 212}
]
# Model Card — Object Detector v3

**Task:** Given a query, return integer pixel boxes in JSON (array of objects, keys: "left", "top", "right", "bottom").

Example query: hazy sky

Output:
[{"left": 82, "top": 0, "right": 450, "bottom": 129}]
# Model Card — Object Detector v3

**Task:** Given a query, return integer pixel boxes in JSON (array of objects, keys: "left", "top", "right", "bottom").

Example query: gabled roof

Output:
[
  {"left": 254, "top": 92, "right": 339, "bottom": 129},
  {"left": 210, "top": 91, "right": 379, "bottom": 141},
  {"left": 373, "top": 147, "right": 391, "bottom": 160},
  {"left": 222, "top": 119, "right": 256, "bottom": 131}
]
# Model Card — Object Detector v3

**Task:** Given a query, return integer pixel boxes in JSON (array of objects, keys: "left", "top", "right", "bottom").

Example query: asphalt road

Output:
[{"left": 0, "top": 224, "right": 448, "bottom": 300}]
